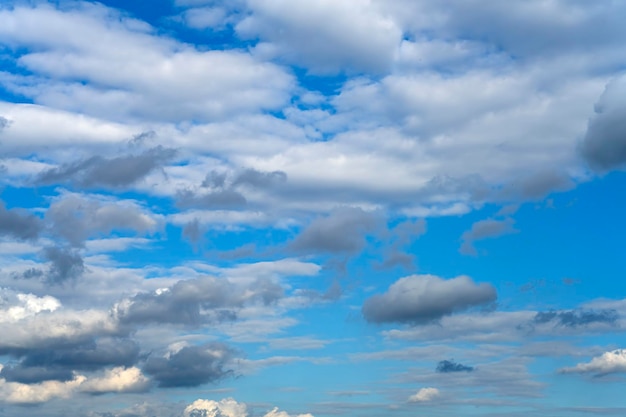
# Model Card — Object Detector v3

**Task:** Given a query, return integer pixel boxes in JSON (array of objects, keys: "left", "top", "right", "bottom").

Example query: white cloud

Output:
[
  {"left": 237, "top": 0, "right": 401, "bottom": 74},
  {"left": 408, "top": 387, "right": 440, "bottom": 403},
  {"left": 0, "top": 371, "right": 86, "bottom": 404},
  {"left": 183, "top": 397, "right": 315, "bottom": 417},
  {"left": 560, "top": 349, "right": 626, "bottom": 376},
  {"left": 80, "top": 367, "right": 150, "bottom": 394}
]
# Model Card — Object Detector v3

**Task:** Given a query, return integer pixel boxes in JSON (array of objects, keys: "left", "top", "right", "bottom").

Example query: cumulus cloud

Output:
[
  {"left": 459, "top": 217, "right": 518, "bottom": 255},
  {"left": 80, "top": 367, "right": 150, "bottom": 394},
  {"left": 559, "top": 349, "right": 626, "bottom": 376},
  {"left": 143, "top": 343, "right": 234, "bottom": 388},
  {"left": 290, "top": 207, "right": 382, "bottom": 254},
  {"left": 581, "top": 76, "right": 626, "bottom": 171},
  {"left": 362, "top": 274, "right": 496, "bottom": 324},
  {"left": 114, "top": 275, "right": 283, "bottom": 326},
  {"left": 408, "top": 387, "right": 440, "bottom": 403},
  {"left": 0, "top": 200, "right": 43, "bottom": 240},
  {"left": 0, "top": 370, "right": 86, "bottom": 405},
  {"left": 183, "top": 397, "right": 314, "bottom": 417},
  {"left": 46, "top": 193, "right": 159, "bottom": 246},
  {"left": 42, "top": 246, "right": 85, "bottom": 284},
  {"left": 237, "top": 0, "right": 402, "bottom": 74},
  {"left": 35, "top": 146, "right": 177, "bottom": 188}
]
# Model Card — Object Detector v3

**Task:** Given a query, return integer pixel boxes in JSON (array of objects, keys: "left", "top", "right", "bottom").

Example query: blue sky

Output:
[{"left": 1, "top": 1, "right": 626, "bottom": 416}]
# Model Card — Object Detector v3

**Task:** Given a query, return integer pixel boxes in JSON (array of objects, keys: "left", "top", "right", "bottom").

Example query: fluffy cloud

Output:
[
  {"left": 0, "top": 3, "right": 294, "bottom": 123},
  {"left": 35, "top": 146, "right": 177, "bottom": 189},
  {"left": 290, "top": 207, "right": 382, "bottom": 254},
  {"left": 0, "top": 369, "right": 86, "bottom": 404},
  {"left": 408, "top": 387, "right": 440, "bottom": 403},
  {"left": 183, "top": 397, "right": 314, "bottom": 417},
  {"left": 143, "top": 343, "right": 235, "bottom": 387},
  {"left": 0, "top": 200, "right": 43, "bottom": 240},
  {"left": 46, "top": 193, "right": 160, "bottom": 246},
  {"left": 362, "top": 274, "right": 496, "bottom": 324},
  {"left": 237, "top": 0, "right": 401, "bottom": 74},
  {"left": 559, "top": 349, "right": 626, "bottom": 376},
  {"left": 80, "top": 366, "right": 150, "bottom": 394},
  {"left": 581, "top": 76, "right": 626, "bottom": 171},
  {"left": 114, "top": 275, "right": 283, "bottom": 326}
]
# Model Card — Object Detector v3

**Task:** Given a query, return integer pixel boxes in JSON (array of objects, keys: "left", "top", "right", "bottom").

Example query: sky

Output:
[{"left": 0, "top": 0, "right": 626, "bottom": 416}]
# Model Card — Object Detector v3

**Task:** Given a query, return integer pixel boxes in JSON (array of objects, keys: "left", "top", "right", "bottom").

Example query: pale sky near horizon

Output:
[{"left": 1, "top": 1, "right": 626, "bottom": 416}]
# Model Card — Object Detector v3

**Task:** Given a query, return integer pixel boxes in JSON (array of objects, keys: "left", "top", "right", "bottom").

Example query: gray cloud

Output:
[
  {"left": 581, "top": 76, "right": 626, "bottom": 171},
  {"left": 46, "top": 194, "right": 158, "bottom": 247},
  {"left": 43, "top": 246, "right": 85, "bottom": 284},
  {"left": 143, "top": 343, "right": 234, "bottom": 388},
  {"left": 0, "top": 201, "right": 43, "bottom": 240},
  {"left": 176, "top": 189, "right": 247, "bottom": 210},
  {"left": 362, "top": 274, "right": 497, "bottom": 324},
  {"left": 290, "top": 207, "right": 382, "bottom": 254},
  {"left": 436, "top": 359, "right": 474, "bottom": 373},
  {"left": 116, "top": 276, "right": 283, "bottom": 326},
  {"left": 0, "top": 338, "right": 140, "bottom": 383},
  {"left": 460, "top": 217, "right": 518, "bottom": 256},
  {"left": 532, "top": 309, "right": 618, "bottom": 328},
  {"left": 231, "top": 168, "right": 287, "bottom": 188},
  {"left": 0, "top": 365, "right": 74, "bottom": 384},
  {"left": 35, "top": 146, "right": 177, "bottom": 188}
]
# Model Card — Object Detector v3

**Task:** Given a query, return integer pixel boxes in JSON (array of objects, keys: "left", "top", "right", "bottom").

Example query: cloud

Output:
[
  {"left": 114, "top": 275, "right": 283, "bottom": 326},
  {"left": 362, "top": 274, "right": 496, "bottom": 324},
  {"left": 0, "top": 371, "right": 86, "bottom": 405},
  {"left": 0, "top": 3, "right": 294, "bottom": 123},
  {"left": 183, "top": 397, "right": 314, "bottom": 417},
  {"left": 237, "top": 0, "right": 402, "bottom": 74},
  {"left": 436, "top": 359, "right": 474, "bottom": 373},
  {"left": 580, "top": 76, "right": 626, "bottom": 171},
  {"left": 533, "top": 309, "right": 618, "bottom": 328},
  {"left": 80, "top": 367, "right": 150, "bottom": 394},
  {"left": 176, "top": 189, "right": 247, "bottom": 210},
  {"left": 42, "top": 246, "right": 85, "bottom": 284},
  {"left": 184, "top": 398, "right": 248, "bottom": 417},
  {"left": 559, "top": 349, "right": 626, "bottom": 376},
  {"left": 46, "top": 193, "right": 159, "bottom": 246},
  {"left": 0, "top": 200, "right": 43, "bottom": 240},
  {"left": 459, "top": 217, "right": 518, "bottom": 255},
  {"left": 408, "top": 387, "right": 440, "bottom": 403},
  {"left": 290, "top": 207, "right": 382, "bottom": 254},
  {"left": 143, "top": 343, "right": 234, "bottom": 388},
  {"left": 35, "top": 146, "right": 177, "bottom": 188}
]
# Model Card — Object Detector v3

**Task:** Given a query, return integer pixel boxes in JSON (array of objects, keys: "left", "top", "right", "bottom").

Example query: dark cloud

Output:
[
  {"left": 580, "top": 76, "right": 626, "bottom": 171},
  {"left": 232, "top": 168, "right": 287, "bottom": 188},
  {"left": 176, "top": 189, "right": 247, "bottom": 210},
  {"left": 0, "top": 338, "right": 140, "bottom": 383},
  {"left": 143, "top": 343, "right": 234, "bottom": 388},
  {"left": 46, "top": 194, "right": 157, "bottom": 247},
  {"left": 533, "top": 309, "right": 618, "bottom": 328},
  {"left": 0, "top": 201, "right": 43, "bottom": 240},
  {"left": 436, "top": 359, "right": 474, "bottom": 373},
  {"left": 290, "top": 207, "right": 382, "bottom": 254},
  {"left": 459, "top": 217, "right": 518, "bottom": 256},
  {"left": 116, "top": 276, "right": 283, "bottom": 326},
  {"left": 43, "top": 246, "right": 85, "bottom": 284},
  {"left": 35, "top": 146, "right": 177, "bottom": 188},
  {"left": 362, "top": 274, "right": 497, "bottom": 324},
  {"left": 0, "top": 364, "right": 74, "bottom": 384}
]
